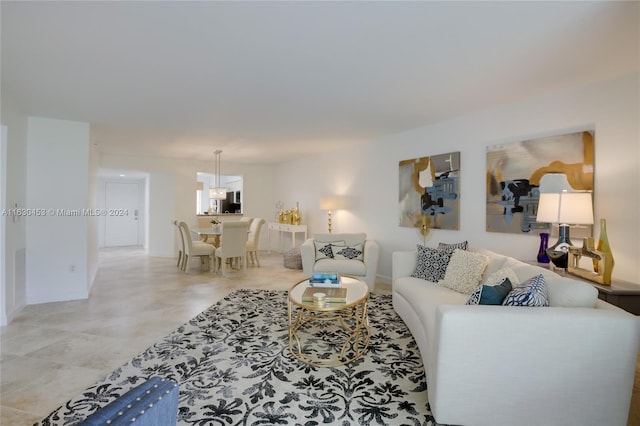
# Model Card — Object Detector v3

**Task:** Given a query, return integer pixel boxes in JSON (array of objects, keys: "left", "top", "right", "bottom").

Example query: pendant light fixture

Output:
[{"left": 208, "top": 150, "right": 226, "bottom": 200}]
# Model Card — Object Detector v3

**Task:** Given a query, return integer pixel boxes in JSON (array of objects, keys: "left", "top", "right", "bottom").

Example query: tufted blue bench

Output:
[{"left": 78, "top": 376, "right": 179, "bottom": 426}]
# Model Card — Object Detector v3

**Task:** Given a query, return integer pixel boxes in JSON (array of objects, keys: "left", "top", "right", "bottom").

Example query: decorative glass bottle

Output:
[{"left": 537, "top": 232, "right": 550, "bottom": 263}]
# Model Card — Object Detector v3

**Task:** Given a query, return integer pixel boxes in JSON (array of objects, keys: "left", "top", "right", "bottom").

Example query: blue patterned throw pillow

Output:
[
  {"left": 438, "top": 240, "right": 468, "bottom": 253},
  {"left": 411, "top": 245, "right": 452, "bottom": 282},
  {"left": 467, "top": 278, "right": 513, "bottom": 305},
  {"left": 503, "top": 274, "right": 549, "bottom": 307}
]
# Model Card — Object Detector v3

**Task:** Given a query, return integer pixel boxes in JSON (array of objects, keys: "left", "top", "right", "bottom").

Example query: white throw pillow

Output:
[
  {"left": 314, "top": 241, "right": 345, "bottom": 260},
  {"left": 484, "top": 266, "right": 520, "bottom": 287},
  {"left": 441, "top": 249, "right": 489, "bottom": 295},
  {"left": 333, "top": 244, "right": 364, "bottom": 261}
]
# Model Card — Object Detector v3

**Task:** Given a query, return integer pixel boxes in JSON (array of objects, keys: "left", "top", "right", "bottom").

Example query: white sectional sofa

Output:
[{"left": 392, "top": 246, "right": 640, "bottom": 426}]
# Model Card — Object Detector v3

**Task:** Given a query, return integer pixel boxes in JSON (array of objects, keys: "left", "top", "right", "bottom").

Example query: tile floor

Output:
[
  {"left": 0, "top": 248, "right": 336, "bottom": 424},
  {"left": 0, "top": 248, "right": 637, "bottom": 425}
]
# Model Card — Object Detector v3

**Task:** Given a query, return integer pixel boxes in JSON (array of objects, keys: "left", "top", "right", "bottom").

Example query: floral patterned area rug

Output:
[{"left": 38, "top": 289, "right": 437, "bottom": 425}]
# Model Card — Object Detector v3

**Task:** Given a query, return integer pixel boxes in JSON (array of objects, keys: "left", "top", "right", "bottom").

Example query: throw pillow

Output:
[
  {"left": 467, "top": 278, "right": 513, "bottom": 305},
  {"left": 314, "top": 241, "right": 345, "bottom": 260},
  {"left": 333, "top": 244, "right": 364, "bottom": 261},
  {"left": 484, "top": 266, "right": 520, "bottom": 287},
  {"left": 440, "top": 249, "right": 489, "bottom": 295},
  {"left": 411, "top": 245, "right": 452, "bottom": 282},
  {"left": 438, "top": 240, "right": 468, "bottom": 253},
  {"left": 503, "top": 274, "right": 549, "bottom": 307}
]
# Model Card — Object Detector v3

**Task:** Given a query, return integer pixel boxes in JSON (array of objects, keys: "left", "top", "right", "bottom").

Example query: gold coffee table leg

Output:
[{"left": 288, "top": 300, "right": 370, "bottom": 367}]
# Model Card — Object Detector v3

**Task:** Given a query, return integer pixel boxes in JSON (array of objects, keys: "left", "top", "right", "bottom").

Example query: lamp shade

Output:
[
  {"left": 209, "top": 187, "right": 226, "bottom": 200},
  {"left": 319, "top": 196, "right": 348, "bottom": 210},
  {"left": 536, "top": 191, "right": 593, "bottom": 225}
]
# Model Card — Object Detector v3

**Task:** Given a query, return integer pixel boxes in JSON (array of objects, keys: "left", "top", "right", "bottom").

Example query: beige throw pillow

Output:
[
  {"left": 440, "top": 249, "right": 489, "bottom": 295},
  {"left": 484, "top": 266, "right": 520, "bottom": 287}
]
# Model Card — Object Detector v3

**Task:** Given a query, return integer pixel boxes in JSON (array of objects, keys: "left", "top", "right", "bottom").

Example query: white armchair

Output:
[{"left": 301, "top": 233, "right": 379, "bottom": 291}]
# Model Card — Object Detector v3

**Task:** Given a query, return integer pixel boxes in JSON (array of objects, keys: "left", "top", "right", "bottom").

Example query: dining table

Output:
[
  {"left": 192, "top": 227, "right": 222, "bottom": 247},
  {"left": 192, "top": 227, "right": 250, "bottom": 248}
]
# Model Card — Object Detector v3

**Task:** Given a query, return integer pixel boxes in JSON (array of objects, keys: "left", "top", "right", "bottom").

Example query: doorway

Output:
[{"left": 104, "top": 181, "right": 141, "bottom": 247}]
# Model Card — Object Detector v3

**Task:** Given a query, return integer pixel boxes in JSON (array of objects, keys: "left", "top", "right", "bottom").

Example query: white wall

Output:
[
  {"left": 0, "top": 99, "right": 28, "bottom": 324},
  {"left": 275, "top": 74, "right": 640, "bottom": 283},
  {"left": 147, "top": 172, "right": 174, "bottom": 257},
  {"left": 26, "top": 117, "right": 91, "bottom": 304},
  {"left": 87, "top": 139, "right": 100, "bottom": 294}
]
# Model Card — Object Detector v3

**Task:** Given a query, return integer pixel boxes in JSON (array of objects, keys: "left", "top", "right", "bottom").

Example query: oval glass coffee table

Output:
[{"left": 288, "top": 276, "right": 370, "bottom": 367}]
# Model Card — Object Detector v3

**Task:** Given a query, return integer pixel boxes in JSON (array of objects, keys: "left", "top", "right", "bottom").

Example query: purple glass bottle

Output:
[{"left": 537, "top": 232, "right": 550, "bottom": 263}]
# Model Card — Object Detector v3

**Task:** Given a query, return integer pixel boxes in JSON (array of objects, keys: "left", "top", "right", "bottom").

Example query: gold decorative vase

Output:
[
  {"left": 595, "top": 218, "right": 614, "bottom": 279},
  {"left": 292, "top": 202, "right": 301, "bottom": 225},
  {"left": 568, "top": 218, "right": 614, "bottom": 285}
]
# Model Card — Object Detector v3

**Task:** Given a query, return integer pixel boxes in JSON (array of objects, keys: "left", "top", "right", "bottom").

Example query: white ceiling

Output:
[{"left": 2, "top": 1, "right": 638, "bottom": 164}]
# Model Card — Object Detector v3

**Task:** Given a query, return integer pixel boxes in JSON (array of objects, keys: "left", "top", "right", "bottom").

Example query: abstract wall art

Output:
[
  {"left": 399, "top": 151, "right": 460, "bottom": 230},
  {"left": 486, "top": 130, "right": 594, "bottom": 235}
]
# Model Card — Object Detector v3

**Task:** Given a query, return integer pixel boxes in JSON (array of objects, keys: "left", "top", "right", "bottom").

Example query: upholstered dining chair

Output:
[
  {"left": 172, "top": 220, "right": 184, "bottom": 270},
  {"left": 178, "top": 221, "right": 215, "bottom": 274},
  {"left": 246, "top": 218, "right": 265, "bottom": 267},
  {"left": 215, "top": 221, "right": 250, "bottom": 274},
  {"left": 240, "top": 216, "right": 254, "bottom": 227}
]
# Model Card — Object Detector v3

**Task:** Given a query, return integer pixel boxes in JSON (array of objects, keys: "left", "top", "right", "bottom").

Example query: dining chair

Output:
[
  {"left": 246, "top": 218, "right": 265, "bottom": 267},
  {"left": 240, "top": 216, "right": 254, "bottom": 227},
  {"left": 178, "top": 221, "right": 215, "bottom": 274},
  {"left": 172, "top": 220, "right": 185, "bottom": 270},
  {"left": 215, "top": 221, "right": 250, "bottom": 274}
]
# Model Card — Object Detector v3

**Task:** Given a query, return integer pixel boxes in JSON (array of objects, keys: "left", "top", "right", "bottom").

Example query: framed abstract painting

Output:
[
  {"left": 486, "top": 130, "right": 594, "bottom": 235},
  {"left": 399, "top": 151, "right": 460, "bottom": 230}
]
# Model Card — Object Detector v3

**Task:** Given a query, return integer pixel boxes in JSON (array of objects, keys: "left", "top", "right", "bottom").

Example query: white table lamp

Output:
[{"left": 536, "top": 190, "right": 594, "bottom": 268}]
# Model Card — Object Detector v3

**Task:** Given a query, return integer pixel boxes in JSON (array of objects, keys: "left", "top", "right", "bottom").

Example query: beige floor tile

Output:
[
  {"left": 1, "top": 327, "right": 74, "bottom": 357},
  {"left": 0, "top": 405, "right": 42, "bottom": 426},
  {"left": 25, "top": 332, "right": 146, "bottom": 371},
  {"left": 1, "top": 359, "right": 105, "bottom": 417},
  {"left": 1, "top": 357, "right": 59, "bottom": 394}
]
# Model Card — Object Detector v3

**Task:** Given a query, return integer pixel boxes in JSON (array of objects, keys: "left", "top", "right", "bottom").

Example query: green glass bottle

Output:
[
  {"left": 597, "top": 219, "right": 612, "bottom": 258},
  {"left": 595, "top": 218, "right": 614, "bottom": 284}
]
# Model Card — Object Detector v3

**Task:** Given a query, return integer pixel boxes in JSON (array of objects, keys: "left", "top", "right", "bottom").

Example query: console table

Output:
[
  {"left": 588, "top": 279, "right": 640, "bottom": 315},
  {"left": 525, "top": 260, "right": 640, "bottom": 315},
  {"left": 268, "top": 223, "right": 307, "bottom": 252}
]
